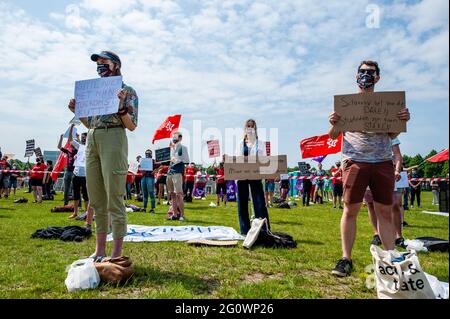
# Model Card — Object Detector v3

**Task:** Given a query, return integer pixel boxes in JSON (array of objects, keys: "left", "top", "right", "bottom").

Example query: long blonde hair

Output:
[{"left": 243, "top": 119, "right": 258, "bottom": 141}]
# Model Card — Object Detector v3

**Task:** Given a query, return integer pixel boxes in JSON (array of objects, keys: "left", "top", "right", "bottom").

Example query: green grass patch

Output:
[{"left": 0, "top": 191, "right": 447, "bottom": 299}]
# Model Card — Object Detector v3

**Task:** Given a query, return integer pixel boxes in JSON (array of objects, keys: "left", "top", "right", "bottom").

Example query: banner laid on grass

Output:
[{"left": 107, "top": 225, "right": 245, "bottom": 242}]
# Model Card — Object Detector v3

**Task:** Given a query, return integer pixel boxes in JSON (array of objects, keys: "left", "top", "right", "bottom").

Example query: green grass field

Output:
[{"left": 0, "top": 190, "right": 448, "bottom": 299}]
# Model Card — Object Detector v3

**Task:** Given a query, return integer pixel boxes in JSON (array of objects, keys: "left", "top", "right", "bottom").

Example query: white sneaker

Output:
[
  {"left": 243, "top": 218, "right": 266, "bottom": 249},
  {"left": 179, "top": 216, "right": 185, "bottom": 222}
]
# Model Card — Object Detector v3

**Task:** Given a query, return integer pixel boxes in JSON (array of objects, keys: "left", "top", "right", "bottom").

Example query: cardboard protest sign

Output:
[
  {"left": 298, "top": 162, "right": 309, "bottom": 175},
  {"left": 139, "top": 158, "right": 153, "bottom": 171},
  {"left": 395, "top": 172, "right": 409, "bottom": 189},
  {"left": 74, "top": 76, "right": 123, "bottom": 118},
  {"left": 128, "top": 161, "right": 139, "bottom": 175},
  {"left": 34, "top": 147, "right": 43, "bottom": 159},
  {"left": 224, "top": 155, "right": 287, "bottom": 180},
  {"left": 334, "top": 91, "right": 407, "bottom": 133},
  {"left": 155, "top": 147, "right": 171, "bottom": 163},
  {"left": 25, "top": 139, "right": 35, "bottom": 157},
  {"left": 207, "top": 140, "right": 220, "bottom": 158}
]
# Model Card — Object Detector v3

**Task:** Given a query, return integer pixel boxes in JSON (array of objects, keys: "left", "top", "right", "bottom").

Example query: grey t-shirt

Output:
[{"left": 342, "top": 132, "right": 392, "bottom": 163}]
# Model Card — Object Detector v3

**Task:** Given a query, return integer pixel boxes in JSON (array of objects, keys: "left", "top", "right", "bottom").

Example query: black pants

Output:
[
  {"left": 303, "top": 180, "right": 312, "bottom": 206},
  {"left": 73, "top": 176, "right": 88, "bottom": 202},
  {"left": 184, "top": 181, "right": 194, "bottom": 196},
  {"left": 43, "top": 181, "right": 53, "bottom": 197},
  {"left": 237, "top": 180, "right": 270, "bottom": 235},
  {"left": 134, "top": 177, "right": 142, "bottom": 196},
  {"left": 410, "top": 187, "right": 421, "bottom": 207}
]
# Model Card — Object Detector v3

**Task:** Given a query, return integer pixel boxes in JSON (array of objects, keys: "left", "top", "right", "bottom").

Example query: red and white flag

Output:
[
  {"left": 51, "top": 141, "right": 71, "bottom": 181},
  {"left": 300, "top": 133, "right": 343, "bottom": 159},
  {"left": 207, "top": 140, "right": 220, "bottom": 158},
  {"left": 152, "top": 115, "right": 182, "bottom": 144},
  {"left": 426, "top": 149, "right": 449, "bottom": 163}
]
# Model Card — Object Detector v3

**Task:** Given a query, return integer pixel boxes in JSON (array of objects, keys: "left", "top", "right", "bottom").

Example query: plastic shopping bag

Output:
[
  {"left": 425, "top": 273, "right": 449, "bottom": 299},
  {"left": 65, "top": 258, "right": 100, "bottom": 292}
]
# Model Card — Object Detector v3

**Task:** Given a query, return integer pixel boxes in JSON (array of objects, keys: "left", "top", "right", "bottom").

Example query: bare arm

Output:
[
  {"left": 68, "top": 124, "right": 74, "bottom": 143},
  {"left": 68, "top": 99, "right": 89, "bottom": 129},
  {"left": 117, "top": 90, "right": 137, "bottom": 131},
  {"left": 328, "top": 112, "right": 341, "bottom": 139},
  {"left": 392, "top": 144, "right": 403, "bottom": 181},
  {"left": 57, "top": 134, "right": 63, "bottom": 150}
]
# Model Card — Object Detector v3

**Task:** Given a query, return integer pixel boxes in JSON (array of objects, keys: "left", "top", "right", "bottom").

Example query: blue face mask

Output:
[
  {"left": 172, "top": 138, "right": 179, "bottom": 144},
  {"left": 97, "top": 63, "right": 112, "bottom": 77}
]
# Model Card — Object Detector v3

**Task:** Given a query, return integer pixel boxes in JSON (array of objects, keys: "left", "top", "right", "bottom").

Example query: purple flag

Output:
[{"left": 312, "top": 155, "right": 326, "bottom": 163}]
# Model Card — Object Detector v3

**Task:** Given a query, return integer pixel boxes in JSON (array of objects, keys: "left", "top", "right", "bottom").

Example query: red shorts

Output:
[{"left": 343, "top": 160, "right": 394, "bottom": 205}]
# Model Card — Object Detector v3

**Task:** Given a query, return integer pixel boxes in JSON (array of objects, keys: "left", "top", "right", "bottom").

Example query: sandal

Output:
[{"left": 88, "top": 253, "right": 107, "bottom": 262}]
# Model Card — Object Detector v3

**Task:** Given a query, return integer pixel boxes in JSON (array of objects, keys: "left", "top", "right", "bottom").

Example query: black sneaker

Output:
[
  {"left": 402, "top": 221, "right": 409, "bottom": 227},
  {"left": 371, "top": 234, "right": 382, "bottom": 246},
  {"left": 395, "top": 237, "right": 406, "bottom": 248},
  {"left": 149, "top": 209, "right": 155, "bottom": 214},
  {"left": 331, "top": 258, "right": 353, "bottom": 277}
]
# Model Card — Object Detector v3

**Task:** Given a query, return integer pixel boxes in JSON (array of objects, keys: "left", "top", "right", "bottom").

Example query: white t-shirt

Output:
[{"left": 71, "top": 140, "right": 86, "bottom": 177}]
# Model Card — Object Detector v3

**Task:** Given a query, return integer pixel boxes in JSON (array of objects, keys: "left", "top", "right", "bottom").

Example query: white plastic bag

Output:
[
  {"left": 404, "top": 239, "right": 428, "bottom": 253},
  {"left": 425, "top": 273, "right": 449, "bottom": 299},
  {"left": 65, "top": 258, "right": 100, "bottom": 292},
  {"left": 370, "top": 245, "right": 435, "bottom": 299}
]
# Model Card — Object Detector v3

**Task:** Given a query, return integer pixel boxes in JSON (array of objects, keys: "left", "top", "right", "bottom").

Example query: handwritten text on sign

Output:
[
  {"left": 74, "top": 76, "right": 123, "bottom": 118},
  {"left": 334, "top": 91, "right": 407, "bottom": 133},
  {"left": 224, "top": 155, "right": 287, "bottom": 180}
]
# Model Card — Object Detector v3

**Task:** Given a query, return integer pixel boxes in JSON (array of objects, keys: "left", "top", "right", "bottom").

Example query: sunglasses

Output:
[{"left": 358, "top": 68, "right": 377, "bottom": 75}]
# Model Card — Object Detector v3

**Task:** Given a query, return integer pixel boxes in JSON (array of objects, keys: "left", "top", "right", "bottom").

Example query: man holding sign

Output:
[
  {"left": 328, "top": 61, "right": 410, "bottom": 277},
  {"left": 140, "top": 149, "right": 157, "bottom": 214},
  {"left": 68, "top": 51, "right": 138, "bottom": 261}
]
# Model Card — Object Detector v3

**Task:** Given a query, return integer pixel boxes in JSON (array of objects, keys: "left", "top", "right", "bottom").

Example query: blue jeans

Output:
[
  {"left": 141, "top": 176, "right": 156, "bottom": 210},
  {"left": 237, "top": 180, "right": 270, "bottom": 235}
]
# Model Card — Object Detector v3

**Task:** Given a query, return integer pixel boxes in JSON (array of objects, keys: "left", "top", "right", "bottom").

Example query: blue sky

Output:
[{"left": 0, "top": 0, "right": 448, "bottom": 169}]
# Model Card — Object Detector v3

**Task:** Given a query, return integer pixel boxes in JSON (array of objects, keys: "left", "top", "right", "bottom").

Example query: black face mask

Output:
[
  {"left": 357, "top": 70, "right": 376, "bottom": 89},
  {"left": 97, "top": 63, "right": 113, "bottom": 77},
  {"left": 145, "top": 153, "right": 152, "bottom": 158}
]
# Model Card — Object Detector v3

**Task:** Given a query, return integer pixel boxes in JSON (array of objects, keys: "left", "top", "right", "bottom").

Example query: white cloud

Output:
[{"left": 0, "top": 0, "right": 448, "bottom": 165}]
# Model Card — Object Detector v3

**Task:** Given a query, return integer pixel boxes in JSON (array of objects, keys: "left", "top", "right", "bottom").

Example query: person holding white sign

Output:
[
  {"left": 328, "top": 60, "right": 410, "bottom": 277},
  {"left": 235, "top": 119, "right": 270, "bottom": 235},
  {"left": 68, "top": 51, "right": 138, "bottom": 261},
  {"left": 140, "top": 149, "right": 157, "bottom": 213},
  {"left": 167, "top": 132, "right": 189, "bottom": 221}
]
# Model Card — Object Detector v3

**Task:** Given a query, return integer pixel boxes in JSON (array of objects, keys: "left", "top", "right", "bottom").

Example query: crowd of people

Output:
[{"left": 1, "top": 55, "right": 446, "bottom": 280}]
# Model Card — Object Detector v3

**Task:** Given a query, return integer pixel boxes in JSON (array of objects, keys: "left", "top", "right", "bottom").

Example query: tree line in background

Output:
[{"left": 3, "top": 149, "right": 448, "bottom": 178}]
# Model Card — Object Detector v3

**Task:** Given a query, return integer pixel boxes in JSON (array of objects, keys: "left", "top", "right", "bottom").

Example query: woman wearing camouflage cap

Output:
[{"left": 68, "top": 51, "right": 138, "bottom": 261}]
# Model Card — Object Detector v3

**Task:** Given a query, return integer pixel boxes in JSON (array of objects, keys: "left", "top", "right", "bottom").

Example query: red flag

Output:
[
  {"left": 51, "top": 141, "right": 71, "bottom": 181},
  {"left": 426, "top": 149, "right": 449, "bottom": 163},
  {"left": 300, "top": 133, "right": 343, "bottom": 159},
  {"left": 152, "top": 115, "right": 182, "bottom": 144}
]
